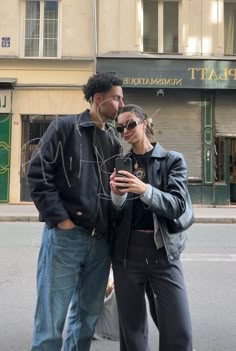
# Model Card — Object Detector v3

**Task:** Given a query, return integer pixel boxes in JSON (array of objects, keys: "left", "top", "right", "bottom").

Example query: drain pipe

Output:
[{"left": 92, "top": 0, "right": 97, "bottom": 74}]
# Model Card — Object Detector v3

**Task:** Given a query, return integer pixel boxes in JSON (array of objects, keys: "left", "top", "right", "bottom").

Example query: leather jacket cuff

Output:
[{"left": 140, "top": 184, "right": 153, "bottom": 205}]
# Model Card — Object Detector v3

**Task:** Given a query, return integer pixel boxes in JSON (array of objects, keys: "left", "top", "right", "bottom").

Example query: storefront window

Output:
[
  {"left": 21, "top": 115, "right": 56, "bottom": 201},
  {"left": 214, "top": 137, "right": 225, "bottom": 182},
  {"left": 224, "top": 0, "right": 236, "bottom": 55},
  {"left": 230, "top": 139, "right": 236, "bottom": 182},
  {"left": 143, "top": 0, "right": 179, "bottom": 53}
]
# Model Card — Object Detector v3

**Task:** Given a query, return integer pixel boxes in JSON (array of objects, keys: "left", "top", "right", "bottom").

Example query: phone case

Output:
[{"left": 115, "top": 157, "right": 132, "bottom": 173}]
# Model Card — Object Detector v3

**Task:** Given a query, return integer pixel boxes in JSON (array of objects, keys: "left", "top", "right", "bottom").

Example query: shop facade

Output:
[
  {"left": 11, "top": 86, "right": 90, "bottom": 204},
  {"left": 0, "top": 0, "right": 96, "bottom": 204},
  {"left": 98, "top": 57, "right": 236, "bottom": 205},
  {"left": 0, "top": 60, "right": 93, "bottom": 204}
]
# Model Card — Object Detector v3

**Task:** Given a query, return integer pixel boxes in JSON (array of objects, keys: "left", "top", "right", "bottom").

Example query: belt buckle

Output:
[{"left": 91, "top": 228, "right": 96, "bottom": 236}]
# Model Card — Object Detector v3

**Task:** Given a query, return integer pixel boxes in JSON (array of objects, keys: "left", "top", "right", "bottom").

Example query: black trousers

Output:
[{"left": 112, "top": 230, "right": 193, "bottom": 351}]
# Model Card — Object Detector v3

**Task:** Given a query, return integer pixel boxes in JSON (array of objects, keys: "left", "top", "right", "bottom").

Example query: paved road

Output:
[{"left": 0, "top": 223, "right": 236, "bottom": 351}]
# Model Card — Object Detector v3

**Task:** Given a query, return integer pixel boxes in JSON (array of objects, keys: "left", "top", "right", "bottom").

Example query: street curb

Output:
[
  {"left": 0, "top": 216, "right": 39, "bottom": 222},
  {"left": 0, "top": 217, "right": 236, "bottom": 223},
  {"left": 194, "top": 218, "right": 236, "bottom": 224}
]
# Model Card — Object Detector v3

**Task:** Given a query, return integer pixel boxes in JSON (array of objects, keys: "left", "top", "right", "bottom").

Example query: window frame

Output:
[
  {"left": 142, "top": 0, "right": 181, "bottom": 54},
  {"left": 21, "top": 0, "right": 61, "bottom": 59},
  {"left": 224, "top": 0, "right": 236, "bottom": 55}
]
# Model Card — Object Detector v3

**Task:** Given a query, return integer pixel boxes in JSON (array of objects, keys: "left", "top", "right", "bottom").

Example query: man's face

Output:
[{"left": 96, "top": 86, "right": 124, "bottom": 121}]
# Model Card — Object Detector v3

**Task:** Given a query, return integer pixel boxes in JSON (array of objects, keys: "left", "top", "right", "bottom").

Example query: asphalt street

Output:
[{"left": 0, "top": 222, "right": 236, "bottom": 351}]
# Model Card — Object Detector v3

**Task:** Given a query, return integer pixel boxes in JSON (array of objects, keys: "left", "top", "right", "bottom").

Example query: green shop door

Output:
[
  {"left": 0, "top": 114, "right": 11, "bottom": 202},
  {"left": 229, "top": 138, "right": 236, "bottom": 203}
]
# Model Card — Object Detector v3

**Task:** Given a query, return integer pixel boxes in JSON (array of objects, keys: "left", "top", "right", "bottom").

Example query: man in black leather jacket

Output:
[{"left": 27, "top": 72, "right": 124, "bottom": 351}]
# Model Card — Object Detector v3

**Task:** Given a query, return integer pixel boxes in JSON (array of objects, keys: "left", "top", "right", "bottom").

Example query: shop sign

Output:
[
  {"left": 97, "top": 58, "right": 236, "bottom": 89},
  {"left": 0, "top": 91, "right": 11, "bottom": 113}
]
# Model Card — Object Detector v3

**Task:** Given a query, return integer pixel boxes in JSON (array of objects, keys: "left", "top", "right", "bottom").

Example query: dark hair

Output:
[
  {"left": 82, "top": 72, "right": 123, "bottom": 102},
  {"left": 118, "top": 104, "right": 154, "bottom": 136}
]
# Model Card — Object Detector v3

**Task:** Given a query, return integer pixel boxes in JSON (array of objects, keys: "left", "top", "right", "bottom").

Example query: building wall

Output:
[
  {"left": 0, "top": 0, "right": 95, "bottom": 58},
  {"left": 98, "top": 0, "right": 141, "bottom": 53},
  {"left": 0, "top": 0, "right": 95, "bottom": 203},
  {"left": 61, "top": 0, "right": 94, "bottom": 57},
  {"left": 97, "top": 0, "right": 225, "bottom": 56},
  {"left": 0, "top": 0, "right": 20, "bottom": 57},
  {"left": 0, "top": 58, "right": 93, "bottom": 86}
]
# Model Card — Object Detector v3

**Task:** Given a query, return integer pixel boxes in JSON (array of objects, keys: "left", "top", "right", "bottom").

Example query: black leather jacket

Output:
[
  {"left": 27, "top": 110, "right": 120, "bottom": 233},
  {"left": 112, "top": 144, "right": 188, "bottom": 262}
]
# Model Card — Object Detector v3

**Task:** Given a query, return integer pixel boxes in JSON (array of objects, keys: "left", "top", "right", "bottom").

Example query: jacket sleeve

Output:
[
  {"left": 143, "top": 152, "right": 188, "bottom": 220},
  {"left": 27, "top": 118, "right": 70, "bottom": 228}
]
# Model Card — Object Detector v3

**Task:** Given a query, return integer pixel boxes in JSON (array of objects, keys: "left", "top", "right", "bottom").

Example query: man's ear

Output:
[{"left": 93, "top": 93, "right": 103, "bottom": 105}]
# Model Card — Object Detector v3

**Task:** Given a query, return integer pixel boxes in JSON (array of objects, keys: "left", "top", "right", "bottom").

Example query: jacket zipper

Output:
[{"left": 148, "top": 157, "right": 169, "bottom": 259}]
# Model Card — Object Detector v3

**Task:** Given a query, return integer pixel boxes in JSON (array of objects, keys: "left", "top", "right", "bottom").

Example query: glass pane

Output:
[
  {"left": 164, "top": 1, "right": 178, "bottom": 53},
  {"left": 26, "top": 1, "right": 40, "bottom": 19},
  {"left": 224, "top": 2, "right": 236, "bottom": 55},
  {"left": 43, "top": 1, "right": 58, "bottom": 57},
  {"left": 230, "top": 139, "right": 236, "bottom": 182},
  {"left": 25, "top": 19, "right": 40, "bottom": 39},
  {"left": 45, "top": 1, "right": 58, "bottom": 20},
  {"left": 44, "top": 20, "right": 58, "bottom": 39},
  {"left": 143, "top": 0, "right": 158, "bottom": 52},
  {"left": 24, "top": 39, "right": 39, "bottom": 57},
  {"left": 25, "top": 1, "right": 40, "bottom": 57},
  {"left": 43, "top": 39, "right": 57, "bottom": 57}
]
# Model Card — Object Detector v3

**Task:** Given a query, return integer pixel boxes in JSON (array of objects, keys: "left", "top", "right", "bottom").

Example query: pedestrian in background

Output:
[
  {"left": 27, "top": 72, "right": 124, "bottom": 351},
  {"left": 110, "top": 104, "right": 193, "bottom": 351}
]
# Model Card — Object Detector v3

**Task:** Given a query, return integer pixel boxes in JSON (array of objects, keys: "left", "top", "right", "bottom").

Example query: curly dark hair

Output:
[{"left": 82, "top": 72, "right": 123, "bottom": 102}]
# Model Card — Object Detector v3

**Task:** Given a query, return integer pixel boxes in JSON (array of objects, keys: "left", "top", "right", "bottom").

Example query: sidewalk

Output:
[{"left": 1, "top": 203, "right": 236, "bottom": 223}]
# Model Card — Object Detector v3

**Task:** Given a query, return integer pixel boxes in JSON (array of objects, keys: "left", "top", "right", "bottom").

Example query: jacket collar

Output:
[
  {"left": 76, "top": 109, "right": 94, "bottom": 128},
  {"left": 76, "top": 109, "right": 112, "bottom": 131},
  {"left": 151, "top": 143, "right": 168, "bottom": 159}
]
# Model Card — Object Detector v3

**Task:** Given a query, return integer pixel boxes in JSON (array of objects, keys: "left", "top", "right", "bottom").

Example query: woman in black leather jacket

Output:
[{"left": 110, "top": 104, "right": 193, "bottom": 351}]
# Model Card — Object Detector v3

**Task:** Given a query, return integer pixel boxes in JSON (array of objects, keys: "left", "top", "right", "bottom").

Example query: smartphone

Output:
[
  {"left": 115, "top": 157, "right": 132, "bottom": 174},
  {"left": 115, "top": 157, "right": 132, "bottom": 189}
]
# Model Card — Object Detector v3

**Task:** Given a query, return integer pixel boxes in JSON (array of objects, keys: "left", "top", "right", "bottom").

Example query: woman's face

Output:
[{"left": 117, "top": 111, "right": 146, "bottom": 144}]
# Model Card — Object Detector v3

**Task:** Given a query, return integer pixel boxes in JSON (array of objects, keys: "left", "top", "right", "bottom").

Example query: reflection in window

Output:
[
  {"left": 143, "top": 0, "right": 179, "bottom": 53},
  {"left": 224, "top": 1, "right": 236, "bottom": 55},
  {"left": 230, "top": 139, "right": 236, "bottom": 182},
  {"left": 24, "top": 0, "right": 58, "bottom": 57},
  {"left": 214, "top": 137, "right": 225, "bottom": 182},
  {"left": 143, "top": 0, "right": 158, "bottom": 52}
]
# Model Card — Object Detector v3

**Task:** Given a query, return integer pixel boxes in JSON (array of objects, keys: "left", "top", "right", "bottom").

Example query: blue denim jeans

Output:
[{"left": 31, "top": 225, "right": 111, "bottom": 351}]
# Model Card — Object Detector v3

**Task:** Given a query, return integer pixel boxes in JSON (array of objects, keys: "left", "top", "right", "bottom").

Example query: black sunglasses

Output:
[{"left": 116, "top": 119, "right": 141, "bottom": 133}]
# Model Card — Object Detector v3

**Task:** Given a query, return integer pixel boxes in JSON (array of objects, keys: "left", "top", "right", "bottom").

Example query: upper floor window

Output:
[
  {"left": 24, "top": 0, "right": 59, "bottom": 58},
  {"left": 143, "top": 0, "right": 179, "bottom": 54},
  {"left": 224, "top": 0, "right": 236, "bottom": 55}
]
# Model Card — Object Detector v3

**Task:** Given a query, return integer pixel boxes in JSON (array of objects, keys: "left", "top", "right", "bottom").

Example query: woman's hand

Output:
[
  {"left": 110, "top": 171, "right": 127, "bottom": 195},
  {"left": 112, "top": 170, "right": 147, "bottom": 195},
  {"left": 57, "top": 218, "right": 76, "bottom": 230}
]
